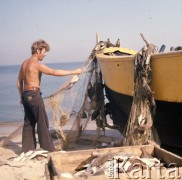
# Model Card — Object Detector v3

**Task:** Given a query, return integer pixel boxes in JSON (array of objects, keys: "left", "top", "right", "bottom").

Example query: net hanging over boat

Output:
[
  {"left": 123, "top": 34, "right": 160, "bottom": 146},
  {"left": 43, "top": 45, "right": 108, "bottom": 148},
  {"left": 0, "top": 35, "right": 161, "bottom": 149},
  {"left": 0, "top": 43, "right": 108, "bottom": 149}
]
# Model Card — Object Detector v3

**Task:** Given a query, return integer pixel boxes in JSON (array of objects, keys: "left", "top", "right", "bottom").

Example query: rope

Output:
[{"left": 124, "top": 34, "right": 158, "bottom": 146}]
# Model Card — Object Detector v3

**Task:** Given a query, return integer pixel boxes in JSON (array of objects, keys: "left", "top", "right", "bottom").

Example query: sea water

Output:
[{"left": 0, "top": 61, "right": 83, "bottom": 123}]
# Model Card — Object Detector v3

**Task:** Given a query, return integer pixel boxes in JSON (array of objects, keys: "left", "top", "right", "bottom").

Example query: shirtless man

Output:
[{"left": 17, "top": 39, "right": 82, "bottom": 152}]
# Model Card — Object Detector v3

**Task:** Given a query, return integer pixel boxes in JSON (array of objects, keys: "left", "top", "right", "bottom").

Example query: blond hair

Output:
[{"left": 31, "top": 39, "right": 50, "bottom": 54}]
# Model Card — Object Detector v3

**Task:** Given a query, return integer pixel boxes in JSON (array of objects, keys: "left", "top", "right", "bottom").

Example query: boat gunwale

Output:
[{"left": 96, "top": 50, "right": 182, "bottom": 61}]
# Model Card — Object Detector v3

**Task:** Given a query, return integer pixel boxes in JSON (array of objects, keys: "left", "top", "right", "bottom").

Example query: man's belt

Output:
[{"left": 24, "top": 87, "right": 40, "bottom": 91}]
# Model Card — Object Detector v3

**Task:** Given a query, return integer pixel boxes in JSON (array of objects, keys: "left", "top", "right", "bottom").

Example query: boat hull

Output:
[
  {"left": 96, "top": 51, "right": 182, "bottom": 150},
  {"left": 105, "top": 86, "right": 182, "bottom": 149},
  {"left": 97, "top": 51, "right": 182, "bottom": 103}
]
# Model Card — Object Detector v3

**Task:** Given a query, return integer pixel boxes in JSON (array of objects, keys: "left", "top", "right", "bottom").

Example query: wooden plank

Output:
[
  {"left": 154, "top": 146, "right": 182, "bottom": 166},
  {"left": 48, "top": 145, "right": 154, "bottom": 174},
  {"left": 48, "top": 145, "right": 182, "bottom": 179}
]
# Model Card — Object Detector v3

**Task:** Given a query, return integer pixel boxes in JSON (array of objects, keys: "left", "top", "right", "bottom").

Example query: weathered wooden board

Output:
[{"left": 47, "top": 145, "right": 182, "bottom": 179}]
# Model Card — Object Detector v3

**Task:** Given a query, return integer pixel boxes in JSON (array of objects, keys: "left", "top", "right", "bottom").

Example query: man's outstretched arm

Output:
[{"left": 37, "top": 63, "right": 82, "bottom": 76}]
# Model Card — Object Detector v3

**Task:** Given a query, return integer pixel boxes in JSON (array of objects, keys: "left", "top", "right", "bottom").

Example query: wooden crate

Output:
[{"left": 46, "top": 145, "right": 182, "bottom": 180}]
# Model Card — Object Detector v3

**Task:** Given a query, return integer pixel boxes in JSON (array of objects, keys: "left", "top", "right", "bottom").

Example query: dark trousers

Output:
[{"left": 22, "top": 90, "right": 55, "bottom": 153}]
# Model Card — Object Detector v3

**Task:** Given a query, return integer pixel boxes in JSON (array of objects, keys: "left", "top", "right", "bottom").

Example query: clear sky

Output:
[{"left": 0, "top": 0, "right": 182, "bottom": 66}]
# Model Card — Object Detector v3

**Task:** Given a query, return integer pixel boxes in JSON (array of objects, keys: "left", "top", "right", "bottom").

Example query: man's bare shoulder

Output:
[
  {"left": 22, "top": 58, "right": 39, "bottom": 67},
  {"left": 20, "top": 58, "right": 40, "bottom": 75},
  {"left": 21, "top": 59, "right": 27, "bottom": 66},
  {"left": 21, "top": 58, "right": 32, "bottom": 67}
]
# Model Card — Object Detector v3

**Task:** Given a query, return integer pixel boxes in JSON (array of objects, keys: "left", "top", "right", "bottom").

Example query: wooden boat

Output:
[{"left": 96, "top": 46, "right": 182, "bottom": 153}]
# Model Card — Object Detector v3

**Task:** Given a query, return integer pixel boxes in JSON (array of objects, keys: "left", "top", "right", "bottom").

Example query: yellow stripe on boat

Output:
[{"left": 97, "top": 50, "right": 182, "bottom": 103}]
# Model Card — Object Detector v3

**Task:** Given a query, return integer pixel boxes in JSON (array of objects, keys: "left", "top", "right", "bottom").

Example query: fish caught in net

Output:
[{"left": 123, "top": 34, "right": 160, "bottom": 146}]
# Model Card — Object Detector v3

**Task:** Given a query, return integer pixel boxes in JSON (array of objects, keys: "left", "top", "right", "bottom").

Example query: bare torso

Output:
[
  {"left": 21, "top": 57, "right": 42, "bottom": 89},
  {"left": 17, "top": 52, "right": 82, "bottom": 97}
]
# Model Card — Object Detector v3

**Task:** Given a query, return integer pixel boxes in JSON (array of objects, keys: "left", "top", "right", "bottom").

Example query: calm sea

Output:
[{"left": 0, "top": 62, "right": 83, "bottom": 123}]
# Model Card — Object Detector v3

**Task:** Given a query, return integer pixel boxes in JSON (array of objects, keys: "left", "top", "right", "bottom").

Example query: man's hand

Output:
[{"left": 73, "top": 68, "right": 82, "bottom": 75}]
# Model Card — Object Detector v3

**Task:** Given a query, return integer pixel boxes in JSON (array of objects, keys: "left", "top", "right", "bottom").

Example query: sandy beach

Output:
[
  {"left": 0, "top": 120, "right": 122, "bottom": 180},
  {"left": 0, "top": 122, "right": 48, "bottom": 180},
  {"left": 0, "top": 121, "right": 181, "bottom": 180}
]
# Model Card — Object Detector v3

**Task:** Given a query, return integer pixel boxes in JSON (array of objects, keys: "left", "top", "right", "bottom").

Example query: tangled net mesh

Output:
[
  {"left": 43, "top": 47, "right": 108, "bottom": 148},
  {"left": 43, "top": 36, "right": 161, "bottom": 150},
  {"left": 123, "top": 34, "right": 160, "bottom": 146},
  {"left": 0, "top": 35, "right": 161, "bottom": 149}
]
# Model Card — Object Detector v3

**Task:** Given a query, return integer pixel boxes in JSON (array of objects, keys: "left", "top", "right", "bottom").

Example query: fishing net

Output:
[
  {"left": 43, "top": 44, "right": 108, "bottom": 148},
  {"left": 0, "top": 35, "right": 161, "bottom": 149},
  {"left": 0, "top": 41, "right": 121, "bottom": 149},
  {"left": 0, "top": 46, "right": 98, "bottom": 148},
  {"left": 123, "top": 34, "right": 160, "bottom": 146}
]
